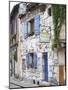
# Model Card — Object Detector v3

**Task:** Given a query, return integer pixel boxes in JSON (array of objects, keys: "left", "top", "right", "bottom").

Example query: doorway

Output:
[
  {"left": 43, "top": 52, "right": 48, "bottom": 81},
  {"left": 59, "top": 65, "right": 64, "bottom": 85},
  {"left": 58, "top": 48, "right": 65, "bottom": 85}
]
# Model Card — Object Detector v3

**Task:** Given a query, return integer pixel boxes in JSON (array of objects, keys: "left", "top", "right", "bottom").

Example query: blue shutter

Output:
[
  {"left": 26, "top": 53, "right": 29, "bottom": 68},
  {"left": 34, "top": 15, "right": 40, "bottom": 35},
  {"left": 33, "top": 52, "right": 37, "bottom": 69},
  {"left": 24, "top": 22, "right": 28, "bottom": 38}
]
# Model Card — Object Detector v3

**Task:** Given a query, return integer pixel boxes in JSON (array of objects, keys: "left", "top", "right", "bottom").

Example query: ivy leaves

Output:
[{"left": 52, "top": 5, "right": 66, "bottom": 49}]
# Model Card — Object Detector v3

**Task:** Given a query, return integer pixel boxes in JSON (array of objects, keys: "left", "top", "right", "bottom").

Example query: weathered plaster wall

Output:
[{"left": 17, "top": 4, "right": 65, "bottom": 85}]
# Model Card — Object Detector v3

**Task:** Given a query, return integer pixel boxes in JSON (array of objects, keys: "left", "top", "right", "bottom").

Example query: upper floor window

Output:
[
  {"left": 48, "top": 8, "right": 51, "bottom": 16},
  {"left": 10, "top": 22, "right": 14, "bottom": 35},
  {"left": 28, "top": 19, "right": 34, "bottom": 36},
  {"left": 23, "top": 15, "right": 40, "bottom": 39},
  {"left": 10, "top": 19, "right": 17, "bottom": 35}
]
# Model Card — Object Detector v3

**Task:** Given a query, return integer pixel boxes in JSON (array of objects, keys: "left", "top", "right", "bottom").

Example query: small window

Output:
[
  {"left": 26, "top": 52, "right": 37, "bottom": 69},
  {"left": 48, "top": 8, "right": 51, "bottom": 16},
  {"left": 29, "top": 53, "right": 34, "bottom": 68},
  {"left": 28, "top": 19, "right": 34, "bottom": 36},
  {"left": 14, "top": 49, "right": 17, "bottom": 62},
  {"left": 11, "top": 23, "right": 14, "bottom": 35}
]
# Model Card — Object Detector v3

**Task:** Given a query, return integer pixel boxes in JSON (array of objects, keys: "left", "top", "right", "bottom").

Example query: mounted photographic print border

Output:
[{"left": 9, "top": 1, "right": 66, "bottom": 89}]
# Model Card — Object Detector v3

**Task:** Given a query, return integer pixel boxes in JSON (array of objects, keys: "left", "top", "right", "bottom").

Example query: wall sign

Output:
[{"left": 40, "top": 26, "right": 51, "bottom": 43}]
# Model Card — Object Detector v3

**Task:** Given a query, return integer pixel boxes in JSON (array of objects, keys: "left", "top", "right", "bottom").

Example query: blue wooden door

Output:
[{"left": 43, "top": 52, "right": 48, "bottom": 81}]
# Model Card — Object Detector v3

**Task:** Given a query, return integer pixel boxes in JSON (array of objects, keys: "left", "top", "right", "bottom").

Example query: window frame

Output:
[{"left": 28, "top": 18, "right": 34, "bottom": 36}]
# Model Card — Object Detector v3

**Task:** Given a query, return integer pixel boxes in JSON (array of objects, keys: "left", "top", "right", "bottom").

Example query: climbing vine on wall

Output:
[{"left": 51, "top": 5, "right": 66, "bottom": 49}]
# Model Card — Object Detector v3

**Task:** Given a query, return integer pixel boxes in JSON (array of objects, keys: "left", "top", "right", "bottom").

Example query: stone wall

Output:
[{"left": 18, "top": 4, "right": 60, "bottom": 85}]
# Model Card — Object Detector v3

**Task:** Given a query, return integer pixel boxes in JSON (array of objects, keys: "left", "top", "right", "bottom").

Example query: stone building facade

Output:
[{"left": 10, "top": 3, "right": 66, "bottom": 86}]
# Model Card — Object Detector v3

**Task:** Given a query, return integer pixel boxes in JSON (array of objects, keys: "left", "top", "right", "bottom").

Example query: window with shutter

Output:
[
  {"left": 26, "top": 53, "right": 37, "bottom": 69},
  {"left": 34, "top": 15, "right": 40, "bottom": 35},
  {"left": 28, "top": 19, "right": 34, "bottom": 36}
]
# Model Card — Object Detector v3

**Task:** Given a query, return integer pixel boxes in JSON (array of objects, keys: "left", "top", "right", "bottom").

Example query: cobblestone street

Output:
[
  {"left": 9, "top": 77, "right": 39, "bottom": 88},
  {"left": 9, "top": 76, "right": 50, "bottom": 88},
  {"left": 10, "top": 83, "right": 22, "bottom": 88}
]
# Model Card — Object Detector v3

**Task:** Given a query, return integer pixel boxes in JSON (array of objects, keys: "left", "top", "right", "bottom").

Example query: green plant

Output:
[{"left": 51, "top": 5, "right": 66, "bottom": 49}]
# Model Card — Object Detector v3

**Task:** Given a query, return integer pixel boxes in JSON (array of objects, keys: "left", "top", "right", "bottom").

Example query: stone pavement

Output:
[
  {"left": 9, "top": 76, "right": 50, "bottom": 88},
  {"left": 10, "top": 83, "right": 21, "bottom": 88},
  {"left": 9, "top": 76, "right": 39, "bottom": 88}
]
